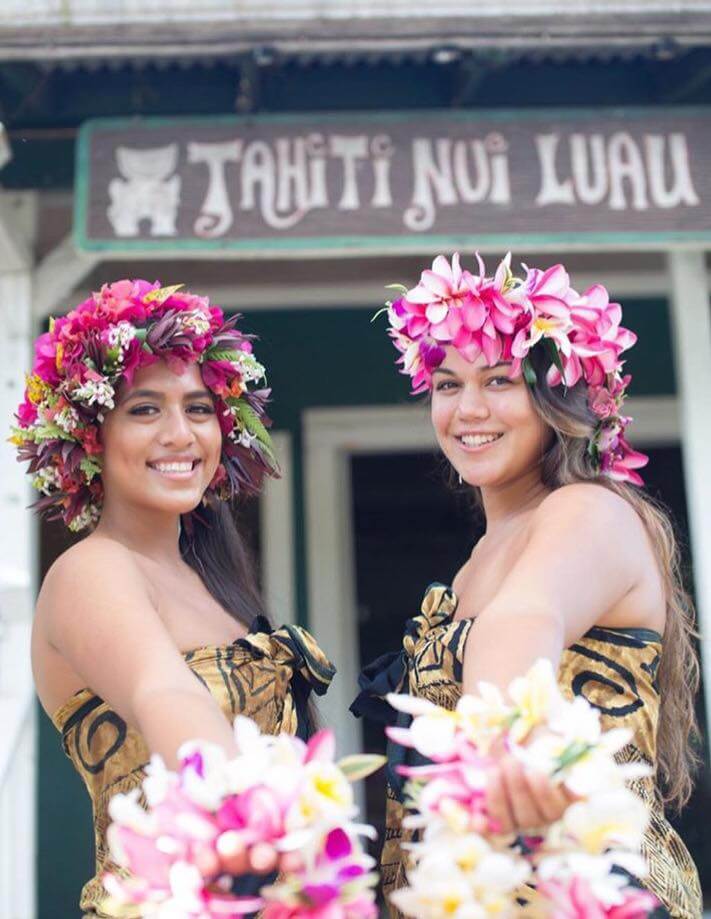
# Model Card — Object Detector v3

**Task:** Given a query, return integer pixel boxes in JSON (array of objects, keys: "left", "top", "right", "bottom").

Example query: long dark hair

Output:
[
  {"left": 179, "top": 499, "right": 320, "bottom": 734},
  {"left": 465, "top": 346, "right": 700, "bottom": 810},
  {"left": 179, "top": 499, "right": 269, "bottom": 629}
]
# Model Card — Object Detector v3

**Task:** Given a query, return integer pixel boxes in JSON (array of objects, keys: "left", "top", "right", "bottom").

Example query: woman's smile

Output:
[
  {"left": 454, "top": 432, "right": 505, "bottom": 452},
  {"left": 146, "top": 455, "right": 203, "bottom": 480}
]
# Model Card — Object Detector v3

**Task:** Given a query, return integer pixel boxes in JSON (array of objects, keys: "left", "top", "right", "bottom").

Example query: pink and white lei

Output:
[
  {"left": 385, "top": 659, "right": 659, "bottom": 919},
  {"left": 384, "top": 253, "right": 648, "bottom": 486},
  {"left": 103, "top": 717, "right": 383, "bottom": 918}
]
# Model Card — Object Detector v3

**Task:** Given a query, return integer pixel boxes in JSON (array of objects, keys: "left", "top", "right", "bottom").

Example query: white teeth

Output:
[
  {"left": 460, "top": 433, "right": 502, "bottom": 447},
  {"left": 151, "top": 462, "right": 194, "bottom": 473}
]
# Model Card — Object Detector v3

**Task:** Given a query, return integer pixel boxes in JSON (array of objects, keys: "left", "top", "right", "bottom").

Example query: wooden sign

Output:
[{"left": 74, "top": 109, "right": 711, "bottom": 254}]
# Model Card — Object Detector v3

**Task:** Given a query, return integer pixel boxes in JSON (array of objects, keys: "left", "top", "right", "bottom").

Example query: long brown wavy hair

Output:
[{"left": 469, "top": 346, "right": 700, "bottom": 811}]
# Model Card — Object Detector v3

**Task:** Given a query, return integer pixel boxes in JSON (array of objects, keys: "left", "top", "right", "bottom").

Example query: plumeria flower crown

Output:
[
  {"left": 384, "top": 252, "right": 649, "bottom": 486},
  {"left": 11, "top": 279, "right": 279, "bottom": 532}
]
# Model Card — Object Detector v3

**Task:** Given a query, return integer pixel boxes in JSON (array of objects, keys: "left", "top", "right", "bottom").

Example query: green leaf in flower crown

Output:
[
  {"left": 542, "top": 338, "right": 566, "bottom": 389},
  {"left": 230, "top": 400, "right": 274, "bottom": 455},
  {"left": 144, "top": 283, "right": 184, "bottom": 304},
  {"left": 204, "top": 348, "right": 240, "bottom": 364},
  {"left": 522, "top": 358, "right": 538, "bottom": 389},
  {"left": 337, "top": 753, "right": 387, "bottom": 783},
  {"left": 80, "top": 454, "right": 103, "bottom": 482},
  {"left": 133, "top": 327, "right": 148, "bottom": 342},
  {"left": 371, "top": 306, "right": 390, "bottom": 323},
  {"left": 385, "top": 283, "right": 409, "bottom": 294},
  {"left": 588, "top": 437, "right": 600, "bottom": 463},
  {"left": 36, "top": 419, "right": 73, "bottom": 442}
]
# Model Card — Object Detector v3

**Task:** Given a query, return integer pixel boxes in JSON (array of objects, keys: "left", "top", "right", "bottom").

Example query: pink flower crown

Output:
[
  {"left": 384, "top": 253, "right": 648, "bottom": 486},
  {"left": 11, "top": 280, "right": 278, "bottom": 531}
]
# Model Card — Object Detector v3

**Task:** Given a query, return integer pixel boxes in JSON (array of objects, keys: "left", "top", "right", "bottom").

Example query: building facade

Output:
[{"left": 1, "top": 3, "right": 711, "bottom": 915}]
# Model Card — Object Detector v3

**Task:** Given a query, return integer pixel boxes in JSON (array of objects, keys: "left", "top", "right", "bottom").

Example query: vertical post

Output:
[
  {"left": 260, "top": 431, "right": 297, "bottom": 625},
  {"left": 667, "top": 250, "right": 711, "bottom": 738},
  {"left": 0, "top": 191, "right": 36, "bottom": 919},
  {"left": 303, "top": 419, "right": 361, "bottom": 759},
  {"left": 0, "top": 268, "right": 34, "bottom": 617}
]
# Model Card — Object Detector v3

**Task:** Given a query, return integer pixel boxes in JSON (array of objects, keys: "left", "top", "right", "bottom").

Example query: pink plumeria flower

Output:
[{"left": 405, "top": 254, "right": 472, "bottom": 325}]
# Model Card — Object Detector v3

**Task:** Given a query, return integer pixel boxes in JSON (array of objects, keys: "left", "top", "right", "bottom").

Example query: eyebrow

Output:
[
  {"left": 122, "top": 388, "right": 213, "bottom": 402},
  {"left": 431, "top": 361, "right": 512, "bottom": 376}
]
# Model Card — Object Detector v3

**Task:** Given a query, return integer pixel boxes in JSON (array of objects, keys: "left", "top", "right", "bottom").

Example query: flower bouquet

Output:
[
  {"left": 386, "top": 659, "right": 659, "bottom": 919},
  {"left": 103, "top": 717, "right": 384, "bottom": 918}
]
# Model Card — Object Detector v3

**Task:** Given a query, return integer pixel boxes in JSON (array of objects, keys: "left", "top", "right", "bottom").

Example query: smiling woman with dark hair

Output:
[
  {"left": 12, "top": 280, "right": 334, "bottom": 918},
  {"left": 352, "top": 254, "right": 701, "bottom": 918}
]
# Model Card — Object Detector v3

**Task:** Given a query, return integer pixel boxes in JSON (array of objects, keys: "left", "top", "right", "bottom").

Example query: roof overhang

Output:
[{"left": 0, "top": 2, "right": 710, "bottom": 63}]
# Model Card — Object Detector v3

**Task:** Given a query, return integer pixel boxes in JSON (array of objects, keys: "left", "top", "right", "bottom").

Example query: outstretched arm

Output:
[
  {"left": 461, "top": 483, "right": 641, "bottom": 696},
  {"left": 39, "top": 538, "right": 238, "bottom": 768},
  {"left": 458, "top": 484, "right": 649, "bottom": 834}
]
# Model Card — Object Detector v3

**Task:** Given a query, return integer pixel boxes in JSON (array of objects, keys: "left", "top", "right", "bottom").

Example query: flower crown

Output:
[
  {"left": 384, "top": 253, "right": 648, "bottom": 486},
  {"left": 11, "top": 279, "right": 278, "bottom": 532}
]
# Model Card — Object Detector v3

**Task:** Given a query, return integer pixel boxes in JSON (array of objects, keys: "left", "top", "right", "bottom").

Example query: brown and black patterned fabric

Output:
[
  {"left": 51, "top": 616, "right": 335, "bottom": 918},
  {"left": 352, "top": 584, "right": 701, "bottom": 919}
]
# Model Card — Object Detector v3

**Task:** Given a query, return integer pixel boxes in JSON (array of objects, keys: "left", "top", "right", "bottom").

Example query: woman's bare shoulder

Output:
[
  {"left": 535, "top": 482, "right": 642, "bottom": 533},
  {"left": 38, "top": 535, "right": 151, "bottom": 619}
]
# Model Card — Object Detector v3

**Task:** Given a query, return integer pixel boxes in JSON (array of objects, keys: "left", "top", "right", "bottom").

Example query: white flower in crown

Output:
[
  {"left": 67, "top": 502, "right": 101, "bottom": 533},
  {"left": 179, "top": 309, "right": 212, "bottom": 336},
  {"left": 54, "top": 404, "right": 81, "bottom": 434},
  {"left": 72, "top": 377, "right": 116, "bottom": 410},
  {"left": 32, "top": 465, "right": 62, "bottom": 495},
  {"left": 107, "top": 320, "right": 137, "bottom": 351},
  {"left": 235, "top": 428, "right": 259, "bottom": 450},
  {"left": 232, "top": 350, "right": 267, "bottom": 384}
]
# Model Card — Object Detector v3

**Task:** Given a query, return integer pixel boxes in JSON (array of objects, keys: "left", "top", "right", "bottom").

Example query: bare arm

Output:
[
  {"left": 40, "top": 539, "right": 237, "bottom": 768},
  {"left": 461, "top": 483, "right": 642, "bottom": 696}
]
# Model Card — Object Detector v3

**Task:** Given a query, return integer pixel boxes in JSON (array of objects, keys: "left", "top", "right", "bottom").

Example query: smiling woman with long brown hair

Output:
[
  {"left": 12, "top": 281, "right": 334, "bottom": 918},
  {"left": 352, "top": 254, "right": 700, "bottom": 918}
]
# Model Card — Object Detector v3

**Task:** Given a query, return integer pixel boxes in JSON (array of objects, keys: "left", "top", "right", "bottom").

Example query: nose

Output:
[
  {"left": 456, "top": 382, "right": 490, "bottom": 421},
  {"left": 158, "top": 405, "right": 197, "bottom": 449}
]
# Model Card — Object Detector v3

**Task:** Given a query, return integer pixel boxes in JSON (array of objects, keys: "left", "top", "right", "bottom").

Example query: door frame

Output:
[{"left": 260, "top": 430, "right": 297, "bottom": 626}]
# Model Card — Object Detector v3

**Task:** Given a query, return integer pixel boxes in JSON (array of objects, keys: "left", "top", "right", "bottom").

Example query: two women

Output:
[{"left": 14, "top": 258, "right": 701, "bottom": 918}]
